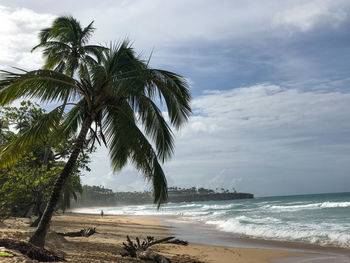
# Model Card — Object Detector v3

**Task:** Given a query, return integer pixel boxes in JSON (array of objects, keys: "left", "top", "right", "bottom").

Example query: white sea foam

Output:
[
  {"left": 201, "top": 204, "right": 236, "bottom": 210},
  {"left": 235, "top": 215, "right": 281, "bottom": 224},
  {"left": 265, "top": 201, "right": 350, "bottom": 211},
  {"left": 205, "top": 218, "right": 350, "bottom": 247},
  {"left": 320, "top": 201, "right": 350, "bottom": 208},
  {"left": 167, "top": 203, "right": 202, "bottom": 208},
  {"left": 72, "top": 193, "right": 350, "bottom": 248}
]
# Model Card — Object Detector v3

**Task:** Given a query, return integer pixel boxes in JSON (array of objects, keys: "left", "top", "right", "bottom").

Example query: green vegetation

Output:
[
  {"left": 0, "top": 102, "right": 89, "bottom": 222},
  {"left": 0, "top": 16, "right": 191, "bottom": 247},
  {"left": 73, "top": 185, "right": 252, "bottom": 207}
]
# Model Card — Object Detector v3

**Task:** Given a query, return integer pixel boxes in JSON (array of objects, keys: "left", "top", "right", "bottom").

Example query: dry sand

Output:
[{"left": 0, "top": 213, "right": 346, "bottom": 262}]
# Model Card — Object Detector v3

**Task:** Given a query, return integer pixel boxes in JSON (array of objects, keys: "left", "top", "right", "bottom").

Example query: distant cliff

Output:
[{"left": 72, "top": 185, "right": 253, "bottom": 208}]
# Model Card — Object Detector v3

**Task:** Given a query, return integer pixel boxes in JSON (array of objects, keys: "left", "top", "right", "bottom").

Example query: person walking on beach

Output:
[{"left": 101, "top": 210, "right": 104, "bottom": 218}]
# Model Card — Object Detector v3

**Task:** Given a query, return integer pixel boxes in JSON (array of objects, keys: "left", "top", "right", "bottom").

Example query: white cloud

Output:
[
  {"left": 191, "top": 84, "right": 350, "bottom": 136},
  {"left": 0, "top": 5, "right": 55, "bottom": 70},
  {"left": 77, "top": 0, "right": 350, "bottom": 51},
  {"left": 273, "top": 0, "right": 348, "bottom": 32},
  {"left": 1, "top": 1, "right": 349, "bottom": 196},
  {"left": 1, "top": 1, "right": 350, "bottom": 78},
  {"left": 83, "top": 84, "right": 350, "bottom": 196}
]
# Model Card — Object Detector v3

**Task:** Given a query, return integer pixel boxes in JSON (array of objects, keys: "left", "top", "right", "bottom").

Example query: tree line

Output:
[{"left": 72, "top": 185, "right": 240, "bottom": 207}]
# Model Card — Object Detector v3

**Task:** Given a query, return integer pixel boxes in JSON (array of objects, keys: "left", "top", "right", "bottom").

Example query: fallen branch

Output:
[
  {"left": 56, "top": 227, "right": 96, "bottom": 237},
  {"left": 0, "top": 238, "right": 65, "bottom": 262},
  {"left": 122, "top": 236, "right": 188, "bottom": 263}
]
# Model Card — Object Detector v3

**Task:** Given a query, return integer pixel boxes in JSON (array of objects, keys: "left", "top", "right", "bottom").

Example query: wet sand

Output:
[{"left": 0, "top": 213, "right": 349, "bottom": 262}]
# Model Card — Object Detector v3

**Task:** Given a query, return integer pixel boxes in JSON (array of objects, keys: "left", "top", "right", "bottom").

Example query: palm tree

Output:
[
  {"left": 32, "top": 15, "right": 105, "bottom": 76},
  {"left": 0, "top": 41, "right": 191, "bottom": 247},
  {"left": 32, "top": 16, "right": 106, "bottom": 176}
]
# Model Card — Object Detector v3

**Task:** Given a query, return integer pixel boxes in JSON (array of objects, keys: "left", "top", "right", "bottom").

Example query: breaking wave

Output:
[{"left": 73, "top": 192, "right": 350, "bottom": 248}]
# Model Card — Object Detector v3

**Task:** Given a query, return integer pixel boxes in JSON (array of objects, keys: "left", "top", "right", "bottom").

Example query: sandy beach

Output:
[{"left": 0, "top": 213, "right": 349, "bottom": 262}]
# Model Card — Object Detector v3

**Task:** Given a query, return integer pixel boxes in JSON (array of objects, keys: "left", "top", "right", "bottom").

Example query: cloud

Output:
[
  {"left": 83, "top": 83, "right": 350, "bottom": 196},
  {"left": 73, "top": 1, "right": 349, "bottom": 45},
  {"left": 191, "top": 84, "right": 350, "bottom": 137},
  {"left": 0, "top": 5, "right": 55, "bottom": 70},
  {"left": 1, "top": 1, "right": 349, "bottom": 196},
  {"left": 1, "top": 1, "right": 350, "bottom": 87},
  {"left": 273, "top": 0, "right": 348, "bottom": 32}
]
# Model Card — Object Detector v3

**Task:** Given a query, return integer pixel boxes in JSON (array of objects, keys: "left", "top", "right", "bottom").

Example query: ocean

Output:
[{"left": 74, "top": 192, "right": 350, "bottom": 248}]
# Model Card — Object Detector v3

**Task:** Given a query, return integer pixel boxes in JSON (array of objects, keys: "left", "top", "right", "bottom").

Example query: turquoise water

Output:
[{"left": 74, "top": 192, "right": 350, "bottom": 248}]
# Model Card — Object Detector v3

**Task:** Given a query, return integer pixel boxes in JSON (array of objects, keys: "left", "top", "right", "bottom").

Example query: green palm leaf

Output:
[
  {"left": 0, "top": 105, "right": 64, "bottom": 167},
  {"left": 104, "top": 103, "right": 168, "bottom": 206},
  {"left": 0, "top": 70, "right": 79, "bottom": 105}
]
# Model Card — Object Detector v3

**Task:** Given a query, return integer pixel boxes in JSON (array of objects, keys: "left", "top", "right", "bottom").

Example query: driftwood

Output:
[
  {"left": 122, "top": 236, "right": 188, "bottom": 263},
  {"left": 0, "top": 238, "right": 65, "bottom": 262},
  {"left": 56, "top": 227, "right": 96, "bottom": 237}
]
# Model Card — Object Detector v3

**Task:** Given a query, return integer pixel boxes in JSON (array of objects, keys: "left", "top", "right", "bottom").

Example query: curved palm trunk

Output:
[{"left": 29, "top": 116, "right": 92, "bottom": 247}]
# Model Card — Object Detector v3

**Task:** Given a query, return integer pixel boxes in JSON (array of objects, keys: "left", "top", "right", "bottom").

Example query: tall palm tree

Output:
[
  {"left": 0, "top": 41, "right": 191, "bottom": 247},
  {"left": 32, "top": 16, "right": 106, "bottom": 172}
]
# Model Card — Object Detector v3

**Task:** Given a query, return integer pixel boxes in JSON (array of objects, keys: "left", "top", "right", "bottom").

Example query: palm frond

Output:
[
  {"left": 90, "top": 64, "right": 108, "bottom": 89},
  {"left": 31, "top": 28, "right": 51, "bottom": 51},
  {"left": 104, "top": 41, "right": 139, "bottom": 76},
  {"left": 58, "top": 100, "right": 86, "bottom": 142},
  {"left": 148, "top": 69, "right": 191, "bottom": 128},
  {"left": 0, "top": 105, "right": 64, "bottom": 168},
  {"left": 0, "top": 69, "right": 80, "bottom": 105},
  {"left": 81, "top": 21, "right": 96, "bottom": 44},
  {"left": 137, "top": 95, "right": 174, "bottom": 162},
  {"left": 103, "top": 103, "right": 168, "bottom": 206},
  {"left": 83, "top": 45, "right": 108, "bottom": 63},
  {"left": 103, "top": 45, "right": 191, "bottom": 129},
  {"left": 110, "top": 85, "right": 174, "bottom": 162}
]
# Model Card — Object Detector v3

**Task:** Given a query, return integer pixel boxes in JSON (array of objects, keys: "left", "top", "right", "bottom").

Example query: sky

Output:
[{"left": 0, "top": 0, "right": 350, "bottom": 197}]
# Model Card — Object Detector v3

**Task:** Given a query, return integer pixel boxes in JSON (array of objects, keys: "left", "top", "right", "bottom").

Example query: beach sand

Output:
[{"left": 0, "top": 213, "right": 348, "bottom": 262}]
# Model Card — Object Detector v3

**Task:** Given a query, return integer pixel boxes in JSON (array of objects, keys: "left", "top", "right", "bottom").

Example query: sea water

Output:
[{"left": 74, "top": 192, "right": 350, "bottom": 248}]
